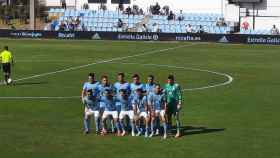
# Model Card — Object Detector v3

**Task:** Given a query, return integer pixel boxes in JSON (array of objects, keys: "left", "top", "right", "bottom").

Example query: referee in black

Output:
[{"left": 0, "top": 46, "right": 14, "bottom": 85}]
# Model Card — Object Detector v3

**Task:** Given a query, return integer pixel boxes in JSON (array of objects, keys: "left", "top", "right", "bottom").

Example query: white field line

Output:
[
  {"left": 108, "top": 62, "right": 234, "bottom": 91},
  {"left": 0, "top": 62, "right": 234, "bottom": 99},
  {"left": 7, "top": 44, "right": 191, "bottom": 84}
]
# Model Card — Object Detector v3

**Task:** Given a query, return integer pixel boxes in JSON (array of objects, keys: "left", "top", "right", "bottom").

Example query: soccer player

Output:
[
  {"left": 81, "top": 73, "right": 99, "bottom": 100},
  {"left": 83, "top": 89, "right": 100, "bottom": 134},
  {"left": 0, "top": 46, "right": 14, "bottom": 85},
  {"left": 100, "top": 89, "right": 120, "bottom": 136},
  {"left": 145, "top": 75, "right": 156, "bottom": 95},
  {"left": 98, "top": 75, "right": 114, "bottom": 97},
  {"left": 148, "top": 84, "right": 168, "bottom": 139},
  {"left": 116, "top": 89, "right": 135, "bottom": 136},
  {"left": 113, "top": 72, "right": 130, "bottom": 95},
  {"left": 132, "top": 88, "right": 149, "bottom": 137},
  {"left": 164, "top": 75, "right": 182, "bottom": 138},
  {"left": 130, "top": 74, "right": 145, "bottom": 97}
]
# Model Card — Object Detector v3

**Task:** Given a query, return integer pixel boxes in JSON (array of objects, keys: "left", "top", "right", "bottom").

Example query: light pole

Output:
[{"left": 30, "top": 0, "right": 35, "bottom": 30}]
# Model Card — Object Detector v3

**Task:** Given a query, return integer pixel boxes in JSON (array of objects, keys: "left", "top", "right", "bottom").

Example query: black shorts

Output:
[{"left": 2, "top": 63, "right": 11, "bottom": 73}]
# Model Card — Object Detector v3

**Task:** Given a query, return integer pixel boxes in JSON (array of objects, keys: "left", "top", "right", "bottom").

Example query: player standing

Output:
[
  {"left": 116, "top": 89, "right": 135, "bottom": 136},
  {"left": 113, "top": 72, "right": 130, "bottom": 95},
  {"left": 148, "top": 84, "right": 168, "bottom": 139},
  {"left": 164, "top": 75, "right": 182, "bottom": 138},
  {"left": 100, "top": 89, "right": 120, "bottom": 136},
  {"left": 83, "top": 89, "right": 100, "bottom": 134},
  {"left": 132, "top": 88, "right": 149, "bottom": 137},
  {"left": 145, "top": 75, "right": 156, "bottom": 95},
  {"left": 0, "top": 46, "right": 14, "bottom": 85},
  {"left": 130, "top": 74, "right": 145, "bottom": 97}
]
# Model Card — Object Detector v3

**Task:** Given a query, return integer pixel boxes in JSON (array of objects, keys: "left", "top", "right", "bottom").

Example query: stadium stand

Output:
[{"left": 46, "top": 8, "right": 232, "bottom": 34}]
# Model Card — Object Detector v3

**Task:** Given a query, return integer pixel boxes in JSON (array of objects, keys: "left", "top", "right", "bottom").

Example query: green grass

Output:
[{"left": 0, "top": 39, "right": 279, "bottom": 158}]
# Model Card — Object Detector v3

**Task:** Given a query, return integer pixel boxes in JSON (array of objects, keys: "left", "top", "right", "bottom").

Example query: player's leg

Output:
[
  {"left": 119, "top": 111, "right": 126, "bottom": 136},
  {"left": 149, "top": 111, "right": 155, "bottom": 137},
  {"left": 155, "top": 111, "right": 160, "bottom": 135},
  {"left": 144, "top": 113, "right": 150, "bottom": 137},
  {"left": 112, "top": 111, "right": 121, "bottom": 136},
  {"left": 134, "top": 114, "right": 141, "bottom": 136},
  {"left": 84, "top": 109, "right": 93, "bottom": 134},
  {"left": 93, "top": 111, "right": 100, "bottom": 134},
  {"left": 175, "top": 111, "right": 181, "bottom": 138},
  {"left": 160, "top": 110, "right": 167, "bottom": 139},
  {"left": 101, "top": 111, "right": 109, "bottom": 135},
  {"left": 128, "top": 111, "right": 135, "bottom": 136}
]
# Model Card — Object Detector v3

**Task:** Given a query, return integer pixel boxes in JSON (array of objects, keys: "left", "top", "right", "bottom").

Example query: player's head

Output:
[
  {"left": 167, "top": 74, "right": 175, "bottom": 84},
  {"left": 4, "top": 46, "right": 8, "bottom": 50},
  {"left": 88, "top": 73, "right": 95, "bottom": 83},
  {"left": 86, "top": 89, "right": 93, "bottom": 96},
  {"left": 101, "top": 75, "right": 109, "bottom": 85},
  {"left": 154, "top": 84, "right": 161, "bottom": 94},
  {"left": 147, "top": 75, "right": 154, "bottom": 84},
  {"left": 132, "top": 74, "right": 140, "bottom": 84},
  {"left": 117, "top": 72, "right": 125, "bottom": 82}
]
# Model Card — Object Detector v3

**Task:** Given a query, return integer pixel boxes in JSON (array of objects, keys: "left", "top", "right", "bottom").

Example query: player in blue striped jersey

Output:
[
  {"left": 116, "top": 89, "right": 135, "bottom": 136},
  {"left": 100, "top": 89, "right": 120, "bottom": 136},
  {"left": 81, "top": 73, "right": 99, "bottom": 100},
  {"left": 132, "top": 88, "right": 150, "bottom": 137},
  {"left": 114, "top": 72, "right": 130, "bottom": 96},
  {"left": 130, "top": 74, "right": 145, "bottom": 97},
  {"left": 145, "top": 75, "right": 156, "bottom": 95},
  {"left": 148, "top": 84, "right": 168, "bottom": 139},
  {"left": 97, "top": 75, "right": 114, "bottom": 97},
  {"left": 83, "top": 89, "right": 100, "bottom": 134}
]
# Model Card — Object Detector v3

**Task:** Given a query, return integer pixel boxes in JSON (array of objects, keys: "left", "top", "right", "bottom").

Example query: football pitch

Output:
[{"left": 0, "top": 39, "right": 279, "bottom": 158}]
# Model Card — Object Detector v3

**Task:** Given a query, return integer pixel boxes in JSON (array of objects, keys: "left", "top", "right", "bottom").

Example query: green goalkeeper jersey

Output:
[{"left": 164, "top": 83, "right": 182, "bottom": 104}]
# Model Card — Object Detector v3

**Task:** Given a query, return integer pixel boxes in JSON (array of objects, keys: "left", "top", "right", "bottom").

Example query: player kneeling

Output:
[
  {"left": 132, "top": 88, "right": 150, "bottom": 137},
  {"left": 100, "top": 89, "right": 120, "bottom": 136},
  {"left": 83, "top": 89, "right": 100, "bottom": 135},
  {"left": 117, "top": 89, "right": 135, "bottom": 136},
  {"left": 148, "top": 84, "right": 168, "bottom": 139}
]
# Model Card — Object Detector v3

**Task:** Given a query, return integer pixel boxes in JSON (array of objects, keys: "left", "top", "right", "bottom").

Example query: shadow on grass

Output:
[
  {"left": 13, "top": 81, "right": 48, "bottom": 86},
  {"left": 170, "top": 125, "right": 225, "bottom": 136}
]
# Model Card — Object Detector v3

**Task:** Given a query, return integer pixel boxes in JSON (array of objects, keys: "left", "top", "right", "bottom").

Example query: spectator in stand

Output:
[
  {"left": 141, "top": 24, "right": 148, "bottom": 32},
  {"left": 153, "top": 2, "right": 161, "bottom": 15},
  {"left": 59, "top": 21, "right": 66, "bottom": 31},
  {"left": 162, "top": 5, "right": 170, "bottom": 16},
  {"left": 186, "top": 24, "right": 193, "bottom": 33},
  {"left": 271, "top": 25, "right": 279, "bottom": 35},
  {"left": 152, "top": 23, "right": 160, "bottom": 32},
  {"left": 117, "top": 19, "right": 124, "bottom": 28},
  {"left": 139, "top": 9, "right": 144, "bottom": 15},
  {"left": 167, "top": 11, "right": 175, "bottom": 21},
  {"left": 61, "top": 0, "right": 66, "bottom": 9},
  {"left": 177, "top": 10, "right": 184, "bottom": 21},
  {"left": 197, "top": 25, "right": 205, "bottom": 34},
  {"left": 216, "top": 18, "right": 227, "bottom": 27},
  {"left": 125, "top": 6, "right": 132, "bottom": 15}
]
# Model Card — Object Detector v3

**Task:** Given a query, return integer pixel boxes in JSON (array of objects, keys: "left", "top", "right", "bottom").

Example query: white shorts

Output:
[
  {"left": 102, "top": 111, "right": 118, "bottom": 119},
  {"left": 155, "top": 110, "right": 165, "bottom": 117},
  {"left": 119, "top": 110, "right": 134, "bottom": 120},
  {"left": 138, "top": 112, "right": 148, "bottom": 119},
  {"left": 85, "top": 107, "right": 99, "bottom": 117}
]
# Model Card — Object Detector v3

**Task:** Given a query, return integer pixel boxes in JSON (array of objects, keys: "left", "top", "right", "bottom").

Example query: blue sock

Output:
[
  {"left": 156, "top": 117, "right": 160, "bottom": 131},
  {"left": 136, "top": 125, "right": 140, "bottom": 133},
  {"left": 115, "top": 121, "right": 120, "bottom": 132}
]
